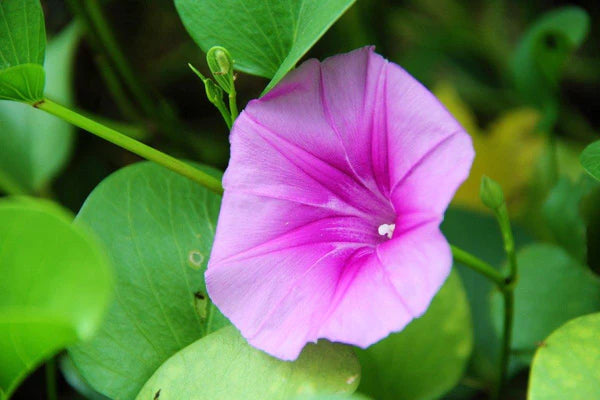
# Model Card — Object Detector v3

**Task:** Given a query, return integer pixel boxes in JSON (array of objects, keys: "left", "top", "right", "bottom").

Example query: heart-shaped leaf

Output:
[
  {"left": 0, "top": 198, "right": 112, "bottom": 399},
  {"left": 0, "top": 23, "right": 79, "bottom": 195},
  {"left": 0, "top": 0, "right": 46, "bottom": 102},
  {"left": 136, "top": 326, "right": 360, "bottom": 400},
  {"left": 174, "top": 0, "right": 355, "bottom": 93},
  {"left": 528, "top": 313, "right": 600, "bottom": 400},
  {"left": 68, "top": 162, "right": 229, "bottom": 400},
  {"left": 491, "top": 244, "right": 600, "bottom": 361},
  {"left": 356, "top": 270, "right": 473, "bottom": 400}
]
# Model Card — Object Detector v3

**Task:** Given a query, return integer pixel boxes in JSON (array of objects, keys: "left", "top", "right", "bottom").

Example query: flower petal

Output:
[
  {"left": 207, "top": 240, "right": 365, "bottom": 360},
  {"left": 317, "top": 221, "right": 451, "bottom": 348},
  {"left": 208, "top": 47, "right": 473, "bottom": 360},
  {"left": 383, "top": 63, "right": 475, "bottom": 214}
]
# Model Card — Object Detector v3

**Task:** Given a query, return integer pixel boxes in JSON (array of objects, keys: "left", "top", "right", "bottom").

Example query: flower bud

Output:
[
  {"left": 188, "top": 63, "right": 224, "bottom": 105},
  {"left": 480, "top": 175, "right": 505, "bottom": 210},
  {"left": 207, "top": 46, "right": 235, "bottom": 94}
]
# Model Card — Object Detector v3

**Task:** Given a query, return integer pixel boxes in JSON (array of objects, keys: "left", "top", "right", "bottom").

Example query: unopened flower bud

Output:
[
  {"left": 207, "top": 46, "right": 235, "bottom": 94},
  {"left": 480, "top": 175, "right": 505, "bottom": 210},
  {"left": 188, "top": 63, "right": 224, "bottom": 106}
]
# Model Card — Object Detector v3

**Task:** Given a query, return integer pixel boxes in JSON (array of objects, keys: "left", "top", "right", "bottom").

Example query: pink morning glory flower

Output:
[{"left": 206, "top": 47, "right": 474, "bottom": 360}]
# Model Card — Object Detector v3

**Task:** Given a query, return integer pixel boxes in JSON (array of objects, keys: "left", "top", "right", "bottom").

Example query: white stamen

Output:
[{"left": 378, "top": 223, "right": 395, "bottom": 239}]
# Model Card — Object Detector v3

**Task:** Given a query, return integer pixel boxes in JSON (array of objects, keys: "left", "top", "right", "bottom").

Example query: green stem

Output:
[
  {"left": 494, "top": 203, "right": 517, "bottom": 281},
  {"left": 216, "top": 100, "right": 233, "bottom": 129},
  {"left": 35, "top": 99, "right": 223, "bottom": 195},
  {"left": 46, "top": 358, "right": 57, "bottom": 400},
  {"left": 496, "top": 290, "right": 514, "bottom": 400},
  {"left": 450, "top": 245, "right": 506, "bottom": 288},
  {"left": 229, "top": 88, "right": 239, "bottom": 123},
  {"left": 83, "top": 0, "right": 155, "bottom": 116},
  {"left": 490, "top": 202, "right": 518, "bottom": 399}
]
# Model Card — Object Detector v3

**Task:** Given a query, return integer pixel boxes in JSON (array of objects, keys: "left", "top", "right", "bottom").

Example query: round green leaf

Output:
[
  {"left": 174, "top": 0, "right": 355, "bottom": 93},
  {"left": 581, "top": 140, "right": 600, "bottom": 182},
  {"left": 356, "top": 270, "right": 473, "bottom": 400},
  {"left": 136, "top": 326, "right": 360, "bottom": 400},
  {"left": 0, "top": 23, "right": 79, "bottom": 194},
  {"left": 528, "top": 313, "right": 600, "bottom": 400},
  {"left": 69, "top": 162, "right": 229, "bottom": 400},
  {"left": 0, "top": 0, "right": 47, "bottom": 102},
  {"left": 491, "top": 244, "right": 600, "bottom": 359},
  {"left": 0, "top": 198, "right": 112, "bottom": 399}
]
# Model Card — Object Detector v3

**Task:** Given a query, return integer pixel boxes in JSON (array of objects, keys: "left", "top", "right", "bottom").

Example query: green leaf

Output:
[
  {"left": 174, "top": 0, "right": 355, "bottom": 93},
  {"left": 356, "top": 270, "right": 473, "bottom": 400},
  {"left": 0, "top": 23, "right": 79, "bottom": 195},
  {"left": 581, "top": 140, "right": 600, "bottom": 182},
  {"left": 491, "top": 244, "right": 600, "bottom": 361},
  {"left": 0, "top": 0, "right": 46, "bottom": 102},
  {"left": 528, "top": 313, "right": 600, "bottom": 400},
  {"left": 136, "top": 326, "right": 360, "bottom": 400},
  {"left": 542, "top": 177, "right": 597, "bottom": 263},
  {"left": 0, "top": 64, "right": 44, "bottom": 102},
  {"left": 69, "top": 162, "right": 229, "bottom": 400},
  {"left": 510, "top": 6, "right": 589, "bottom": 128},
  {"left": 0, "top": 198, "right": 112, "bottom": 399}
]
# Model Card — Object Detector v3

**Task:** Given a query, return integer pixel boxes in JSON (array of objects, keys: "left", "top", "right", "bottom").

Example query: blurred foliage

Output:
[{"left": 0, "top": 198, "right": 112, "bottom": 399}]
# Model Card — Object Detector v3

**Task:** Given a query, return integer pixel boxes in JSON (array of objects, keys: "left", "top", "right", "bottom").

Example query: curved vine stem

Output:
[
  {"left": 34, "top": 99, "right": 223, "bottom": 195},
  {"left": 452, "top": 197, "right": 518, "bottom": 399}
]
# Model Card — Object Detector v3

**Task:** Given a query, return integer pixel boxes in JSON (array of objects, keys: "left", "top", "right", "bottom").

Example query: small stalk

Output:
[
  {"left": 479, "top": 175, "right": 518, "bottom": 399},
  {"left": 450, "top": 245, "right": 506, "bottom": 288},
  {"left": 229, "top": 88, "right": 239, "bottom": 123},
  {"left": 34, "top": 99, "right": 223, "bottom": 195},
  {"left": 496, "top": 289, "right": 514, "bottom": 399}
]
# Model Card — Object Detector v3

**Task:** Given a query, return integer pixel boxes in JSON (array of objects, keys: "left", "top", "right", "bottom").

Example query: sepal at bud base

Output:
[
  {"left": 480, "top": 175, "right": 505, "bottom": 210},
  {"left": 206, "top": 46, "right": 235, "bottom": 94},
  {"left": 188, "top": 63, "right": 231, "bottom": 128},
  {"left": 188, "top": 64, "right": 224, "bottom": 104}
]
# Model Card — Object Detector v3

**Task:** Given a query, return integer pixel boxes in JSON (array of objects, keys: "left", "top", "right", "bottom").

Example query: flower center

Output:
[{"left": 377, "top": 223, "right": 395, "bottom": 239}]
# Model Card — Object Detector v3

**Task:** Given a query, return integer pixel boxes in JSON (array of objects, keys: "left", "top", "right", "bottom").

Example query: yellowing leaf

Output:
[{"left": 435, "top": 83, "right": 545, "bottom": 212}]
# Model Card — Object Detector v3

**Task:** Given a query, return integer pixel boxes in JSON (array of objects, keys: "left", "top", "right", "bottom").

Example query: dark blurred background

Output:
[{"left": 13, "top": 0, "right": 600, "bottom": 398}]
